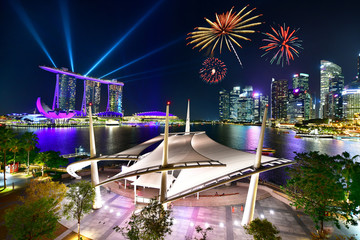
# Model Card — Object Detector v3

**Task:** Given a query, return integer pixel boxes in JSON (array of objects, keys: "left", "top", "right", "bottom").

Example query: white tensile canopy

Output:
[{"left": 65, "top": 131, "right": 292, "bottom": 202}]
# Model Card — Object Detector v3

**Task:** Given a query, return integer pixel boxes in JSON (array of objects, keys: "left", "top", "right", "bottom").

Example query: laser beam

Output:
[
  {"left": 84, "top": 0, "right": 164, "bottom": 76},
  {"left": 59, "top": 0, "right": 74, "bottom": 72},
  {"left": 114, "top": 61, "right": 198, "bottom": 80},
  {"left": 100, "top": 38, "right": 182, "bottom": 79},
  {"left": 9, "top": 0, "right": 57, "bottom": 68}
]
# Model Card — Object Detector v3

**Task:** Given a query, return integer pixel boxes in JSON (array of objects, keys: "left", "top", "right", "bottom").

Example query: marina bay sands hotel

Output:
[{"left": 39, "top": 66, "right": 124, "bottom": 116}]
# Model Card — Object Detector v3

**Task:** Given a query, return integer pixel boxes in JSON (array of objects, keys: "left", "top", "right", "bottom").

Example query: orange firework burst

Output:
[
  {"left": 199, "top": 57, "right": 227, "bottom": 84},
  {"left": 260, "top": 24, "right": 303, "bottom": 66},
  {"left": 187, "top": 5, "right": 262, "bottom": 66}
]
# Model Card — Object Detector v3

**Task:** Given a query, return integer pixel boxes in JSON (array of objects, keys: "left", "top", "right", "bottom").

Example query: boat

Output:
[
  {"left": 296, "top": 129, "right": 333, "bottom": 138},
  {"left": 105, "top": 120, "right": 119, "bottom": 126},
  {"left": 253, "top": 148, "right": 276, "bottom": 154}
]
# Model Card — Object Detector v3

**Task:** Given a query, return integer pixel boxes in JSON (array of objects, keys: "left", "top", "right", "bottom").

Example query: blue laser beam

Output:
[
  {"left": 59, "top": 0, "right": 74, "bottom": 72},
  {"left": 9, "top": 0, "right": 57, "bottom": 68},
  {"left": 84, "top": 0, "right": 164, "bottom": 76},
  {"left": 100, "top": 38, "right": 182, "bottom": 79},
  {"left": 114, "top": 61, "right": 198, "bottom": 80}
]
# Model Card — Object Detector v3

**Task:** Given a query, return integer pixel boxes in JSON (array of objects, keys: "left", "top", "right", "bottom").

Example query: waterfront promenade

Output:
[{"left": 55, "top": 172, "right": 358, "bottom": 240}]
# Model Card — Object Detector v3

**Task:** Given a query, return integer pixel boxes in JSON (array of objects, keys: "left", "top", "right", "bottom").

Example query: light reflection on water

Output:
[{"left": 12, "top": 124, "right": 360, "bottom": 185}]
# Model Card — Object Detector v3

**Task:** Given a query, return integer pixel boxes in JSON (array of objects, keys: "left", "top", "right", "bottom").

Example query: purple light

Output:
[
  {"left": 334, "top": 94, "right": 338, "bottom": 98},
  {"left": 253, "top": 92, "right": 260, "bottom": 98},
  {"left": 36, "top": 97, "right": 75, "bottom": 119},
  {"left": 136, "top": 111, "right": 174, "bottom": 117},
  {"left": 39, "top": 66, "right": 124, "bottom": 86},
  {"left": 293, "top": 88, "right": 300, "bottom": 93},
  {"left": 96, "top": 111, "right": 123, "bottom": 117}
]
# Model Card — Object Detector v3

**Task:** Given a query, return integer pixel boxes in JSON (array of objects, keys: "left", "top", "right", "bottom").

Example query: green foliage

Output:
[
  {"left": 21, "top": 131, "right": 39, "bottom": 175},
  {"left": 19, "top": 178, "right": 67, "bottom": 212},
  {"left": 0, "top": 126, "right": 16, "bottom": 189},
  {"left": 62, "top": 180, "right": 95, "bottom": 240},
  {"left": 4, "top": 197, "right": 60, "bottom": 240},
  {"left": 283, "top": 151, "right": 359, "bottom": 232},
  {"left": 243, "top": 218, "right": 281, "bottom": 240},
  {"left": 114, "top": 198, "right": 173, "bottom": 240},
  {"left": 35, "top": 150, "right": 68, "bottom": 169}
]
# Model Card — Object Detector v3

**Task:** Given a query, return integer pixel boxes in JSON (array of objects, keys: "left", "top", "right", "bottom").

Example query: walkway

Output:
[{"left": 57, "top": 172, "right": 358, "bottom": 240}]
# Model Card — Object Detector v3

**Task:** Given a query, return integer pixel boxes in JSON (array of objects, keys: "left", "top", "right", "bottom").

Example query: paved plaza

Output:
[{"left": 56, "top": 174, "right": 359, "bottom": 240}]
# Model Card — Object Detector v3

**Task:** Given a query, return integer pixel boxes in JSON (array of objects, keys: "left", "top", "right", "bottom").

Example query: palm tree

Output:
[
  {"left": 9, "top": 138, "right": 21, "bottom": 173},
  {"left": 0, "top": 127, "right": 15, "bottom": 190},
  {"left": 21, "top": 132, "right": 39, "bottom": 175},
  {"left": 35, "top": 151, "right": 51, "bottom": 177}
]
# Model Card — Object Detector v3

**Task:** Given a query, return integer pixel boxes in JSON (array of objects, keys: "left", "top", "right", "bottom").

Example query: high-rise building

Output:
[
  {"left": 328, "top": 75, "right": 344, "bottom": 119},
  {"left": 107, "top": 80, "right": 123, "bottom": 113},
  {"left": 219, "top": 90, "right": 230, "bottom": 120},
  {"left": 288, "top": 73, "right": 311, "bottom": 122},
  {"left": 85, "top": 80, "right": 101, "bottom": 113},
  {"left": 56, "top": 68, "right": 76, "bottom": 111},
  {"left": 229, "top": 86, "right": 241, "bottom": 121},
  {"left": 238, "top": 86, "right": 254, "bottom": 122},
  {"left": 253, "top": 93, "right": 269, "bottom": 123},
  {"left": 342, "top": 80, "right": 360, "bottom": 119},
  {"left": 271, "top": 78, "right": 288, "bottom": 121},
  {"left": 357, "top": 53, "right": 360, "bottom": 79},
  {"left": 292, "top": 73, "right": 309, "bottom": 91},
  {"left": 320, "top": 60, "right": 342, "bottom": 118}
]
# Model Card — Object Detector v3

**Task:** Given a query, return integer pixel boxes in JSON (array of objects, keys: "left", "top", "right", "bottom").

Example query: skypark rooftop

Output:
[{"left": 39, "top": 65, "right": 124, "bottom": 86}]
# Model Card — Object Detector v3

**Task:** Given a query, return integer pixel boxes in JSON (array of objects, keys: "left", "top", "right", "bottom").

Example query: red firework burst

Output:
[
  {"left": 260, "top": 24, "right": 302, "bottom": 66},
  {"left": 199, "top": 57, "right": 227, "bottom": 84}
]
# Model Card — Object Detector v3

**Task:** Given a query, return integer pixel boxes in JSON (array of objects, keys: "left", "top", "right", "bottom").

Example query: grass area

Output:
[{"left": 0, "top": 187, "right": 14, "bottom": 194}]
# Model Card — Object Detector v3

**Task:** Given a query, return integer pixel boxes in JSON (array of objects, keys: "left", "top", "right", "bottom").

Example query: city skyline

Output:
[{"left": 1, "top": 0, "right": 360, "bottom": 120}]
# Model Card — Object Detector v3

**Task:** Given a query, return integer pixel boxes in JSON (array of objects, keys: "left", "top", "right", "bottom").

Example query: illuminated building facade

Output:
[
  {"left": 287, "top": 73, "right": 311, "bottom": 122},
  {"left": 320, "top": 60, "right": 342, "bottom": 118},
  {"left": 253, "top": 93, "right": 268, "bottom": 123},
  {"left": 271, "top": 78, "right": 288, "bottom": 122},
  {"left": 328, "top": 74, "right": 344, "bottom": 119},
  {"left": 40, "top": 66, "right": 124, "bottom": 118},
  {"left": 219, "top": 90, "right": 230, "bottom": 120},
  {"left": 107, "top": 80, "right": 123, "bottom": 113},
  {"left": 343, "top": 80, "right": 360, "bottom": 119},
  {"left": 238, "top": 86, "right": 254, "bottom": 123},
  {"left": 229, "top": 86, "right": 241, "bottom": 121},
  {"left": 84, "top": 80, "right": 101, "bottom": 114},
  {"left": 52, "top": 68, "right": 76, "bottom": 111}
]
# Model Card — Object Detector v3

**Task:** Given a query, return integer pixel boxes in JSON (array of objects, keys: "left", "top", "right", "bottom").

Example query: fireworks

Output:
[
  {"left": 260, "top": 24, "right": 303, "bottom": 66},
  {"left": 187, "top": 5, "right": 262, "bottom": 66},
  {"left": 199, "top": 57, "right": 227, "bottom": 84}
]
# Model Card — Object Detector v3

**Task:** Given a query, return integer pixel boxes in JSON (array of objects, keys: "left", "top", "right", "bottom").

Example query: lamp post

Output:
[{"left": 160, "top": 101, "right": 170, "bottom": 204}]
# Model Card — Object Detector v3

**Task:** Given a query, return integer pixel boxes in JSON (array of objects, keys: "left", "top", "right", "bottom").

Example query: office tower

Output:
[
  {"left": 320, "top": 60, "right": 342, "bottom": 118},
  {"left": 271, "top": 78, "right": 288, "bottom": 121},
  {"left": 357, "top": 53, "right": 360, "bottom": 79},
  {"left": 253, "top": 93, "right": 269, "bottom": 123},
  {"left": 328, "top": 75, "right": 344, "bottom": 119},
  {"left": 85, "top": 80, "right": 101, "bottom": 113},
  {"left": 56, "top": 68, "right": 76, "bottom": 111},
  {"left": 229, "top": 86, "right": 241, "bottom": 121},
  {"left": 107, "top": 80, "right": 123, "bottom": 113},
  {"left": 342, "top": 80, "right": 360, "bottom": 119},
  {"left": 237, "top": 86, "right": 254, "bottom": 122},
  {"left": 292, "top": 73, "right": 309, "bottom": 91},
  {"left": 288, "top": 73, "right": 311, "bottom": 122},
  {"left": 219, "top": 90, "right": 230, "bottom": 120}
]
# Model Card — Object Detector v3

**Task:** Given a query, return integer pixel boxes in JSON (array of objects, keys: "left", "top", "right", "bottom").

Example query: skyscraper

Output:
[
  {"left": 219, "top": 90, "right": 230, "bottom": 120},
  {"left": 357, "top": 53, "right": 360, "bottom": 79},
  {"left": 229, "top": 86, "right": 241, "bottom": 121},
  {"left": 342, "top": 80, "right": 360, "bottom": 119},
  {"left": 85, "top": 80, "right": 101, "bottom": 113},
  {"left": 238, "top": 86, "right": 254, "bottom": 122},
  {"left": 320, "top": 60, "right": 342, "bottom": 118},
  {"left": 328, "top": 75, "right": 344, "bottom": 119},
  {"left": 253, "top": 93, "right": 268, "bottom": 123},
  {"left": 288, "top": 73, "right": 311, "bottom": 122},
  {"left": 107, "top": 80, "right": 123, "bottom": 113},
  {"left": 56, "top": 68, "right": 76, "bottom": 111},
  {"left": 271, "top": 78, "right": 288, "bottom": 122}
]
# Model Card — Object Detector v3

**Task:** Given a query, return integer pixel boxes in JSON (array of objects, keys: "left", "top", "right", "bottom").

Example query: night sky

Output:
[{"left": 1, "top": 0, "right": 359, "bottom": 120}]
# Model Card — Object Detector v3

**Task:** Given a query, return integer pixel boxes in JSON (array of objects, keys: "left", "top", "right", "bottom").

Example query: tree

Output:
[
  {"left": 114, "top": 198, "right": 173, "bottom": 240},
  {"left": 35, "top": 151, "right": 50, "bottom": 176},
  {"left": 243, "top": 218, "right": 281, "bottom": 240},
  {"left": 0, "top": 126, "right": 15, "bottom": 189},
  {"left": 19, "top": 178, "right": 67, "bottom": 212},
  {"left": 21, "top": 132, "right": 38, "bottom": 175},
  {"left": 186, "top": 225, "right": 214, "bottom": 240},
  {"left": 283, "top": 152, "right": 359, "bottom": 234},
  {"left": 62, "top": 180, "right": 95, "bottom": 240},
  {"left": 9, "top": 137, "right": 22, "bottom": 172},
  {"left": 4, "top": 198, "right": 60, "bottom": 240}
]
